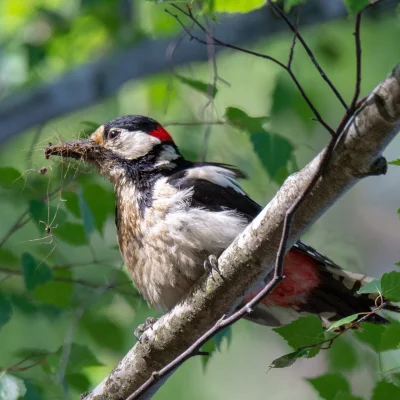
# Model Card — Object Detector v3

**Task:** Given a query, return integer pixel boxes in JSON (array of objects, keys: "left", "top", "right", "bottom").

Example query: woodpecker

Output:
[{"left": 45, "top": 115, "right": 399, "bottom": 332}]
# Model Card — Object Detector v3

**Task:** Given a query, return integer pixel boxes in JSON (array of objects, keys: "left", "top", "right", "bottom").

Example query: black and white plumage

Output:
[{"left": 45, "top": 115, "right": 400, "bottom": 328}]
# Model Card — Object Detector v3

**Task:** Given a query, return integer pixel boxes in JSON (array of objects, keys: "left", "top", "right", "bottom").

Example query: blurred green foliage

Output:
[{"left": 0, "top": 0, "right": 400, "bottom": 399}]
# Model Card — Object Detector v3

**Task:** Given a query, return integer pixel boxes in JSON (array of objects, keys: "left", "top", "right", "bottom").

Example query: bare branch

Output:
[
  {"left": 163, "top": 120, "right": 225, "bottom": 127},
  {"left": 0, "top": 266, "right": 139, "bottom": 297},
  {"left": 287, "top": 6, "right": 301, "bottom": 69},
  {"left": 268, "top": 0, "right": 348, "bottom": 110},
  {"left": 168, "top": 6, "right": 336, "bottom": 136},
  {"left": 349, "top": 12, "right": 363, "bottom": 111}
]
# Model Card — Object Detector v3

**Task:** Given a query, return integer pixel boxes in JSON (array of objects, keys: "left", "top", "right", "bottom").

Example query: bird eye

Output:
[{"left": 109, "top": 129, "right": 121, "bottom": 140}]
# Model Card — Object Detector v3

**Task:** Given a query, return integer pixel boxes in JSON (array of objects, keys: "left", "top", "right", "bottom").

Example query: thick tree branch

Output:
[
  {"left": 85, "top": 64, "right": 400, "bottom": 400},
  {"left": 0, "top": 0, "right": 395, "bottom": 144}
]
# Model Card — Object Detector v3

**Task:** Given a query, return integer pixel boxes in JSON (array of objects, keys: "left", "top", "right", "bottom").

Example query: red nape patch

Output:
[
  {"left": 149, "top": 125, "right": 173, "bottom": 142},
  {"left": 245, "top": 249, "right": 321, "bottom": 308}
]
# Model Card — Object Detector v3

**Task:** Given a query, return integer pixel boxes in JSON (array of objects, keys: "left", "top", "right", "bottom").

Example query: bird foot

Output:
[
  {"left": 204, "top": 254, "right": 223, "bottom": 281},
  {"left": 134, "top": 317, "right": 159, "bottom": 342}
]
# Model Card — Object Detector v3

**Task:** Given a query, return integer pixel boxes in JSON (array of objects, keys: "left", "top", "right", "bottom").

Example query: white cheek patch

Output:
[
  {"left": 107, "top": 130, "right": 161, "bottom": 160},
  {"left": 186, "top": 166, "right": 245, "bottom": 194}
]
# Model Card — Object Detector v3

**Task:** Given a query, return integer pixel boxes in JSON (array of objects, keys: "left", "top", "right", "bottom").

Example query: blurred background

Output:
[{"left": 0, "top": 0, "right": 400, "bottom": 399}]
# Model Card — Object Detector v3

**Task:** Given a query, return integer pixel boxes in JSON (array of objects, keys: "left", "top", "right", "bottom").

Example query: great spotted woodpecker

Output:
[{"left": 45, "top": 115, "right": 399, "bottom": 331}]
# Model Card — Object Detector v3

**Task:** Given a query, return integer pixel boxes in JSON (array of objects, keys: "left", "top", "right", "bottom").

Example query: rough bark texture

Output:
[{"left": 84, "top": 65, "right": 400, "bottom": 400}]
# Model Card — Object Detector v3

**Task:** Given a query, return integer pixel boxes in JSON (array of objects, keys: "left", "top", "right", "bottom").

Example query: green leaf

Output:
[
  {"left": 381, "top": 271, "right": 400, "bottom": 301},
  {"left": 224, "top": 107, "right": 293, "bottom": 182},
  {"left": 34, "top": 269, "right": 73, "bottom": 309},
  {"left": 22, "top": 380, "right": 42, "bottom": 400},
  {"left": 29, "top": 200, "right": 67, "bottom": 230},
  {"left": 273, "top": 315, "right": 325, "bottom": 357},
  {"left": 82, "top": 183, "right": 114, "bottom": 234},
  {"left": 65, "top": 373, "right": 90, "bottom": 393},
  {"left": 380, "top": 323, "right": 400, "bottom": 351},
  {"left": 225, "top": 107, "right": 269, "bottom": 132},
  {"left": 391, "top": 374, "right": 400, "bottom": 387},
  {"left": 327, "top": 314, "right": 359, "bottom": 331},
  {"left": 343, "top": 0, "right": 370, "bottom": 15},
  {"left": 0, "top": 167, "right": 24, "bottom": 190},
  {"left": 388, "top": 159, "right": 400, "bottom": 166},
  {"left": 213, "top": 326, "right": 232, "bottom": 350},
  {"left": 78, "top": 186, "right": 95, "bottom": 237},
  {"left": 250, "top": 131, "right": 294, "bottom": 181},
  {"left": 176, "top": 75, "right": 217, "bottom": 98},
  {"left": 10, "top": 295, "right": 38, "bottom": 315},
  {"left": 270, "top": 348, "right": 310, "bottom": 368},
  {"left": 78, "top": 121, "right": 99, "bottom": 138},
  {"left": 307, "top": 373, "right": 351, "bottom": 400},
  {"left": 357, "top": 279, "right": 381, "bottom": 295},
  {"left": 62, "top": 192, "right": 81, "bottom": 218},
  {"left": 25, "top": 43, "right": 46, "bottom": 69},
  {"left": 0, "top": 249, "right": 19, "bottom": 266},
  {"left": 271, "top": 74, "right": 314, "bottom": 129},
  {"left": 213, "top": 0, "right": 265, "bottom": 13},
  {"left": 55, "top": 222, "right": 86, "bottom": 245},
  {"left": 372, "top": 381, "right": 400, "bottom": 400},
  {"left": 80, "top": 121, "right": 99, "bottom": 130},
  {"left": 13, "top": 348, "right": 52, "bottom": 360},
  {"left": 0, "top": 292, "right": 13, "bottom": 331},
  {"left": 353, "top": 322, "right": 386, "bottom": 352},
  {"left": 0, "top": 374, "right": 26, "bottom": 400},
  {"left": 329, "top": 337, "right": 358, "bottom": 371},
  {"left": 200, "top": 339, "right": 217, "bottom": 370},
  {"left": 44, "top": 343, "right": 103, "bottom": 376},
  {"left": 64, "top": 343, "right": 103, "bottom": 374},
  {"left": 81, "top": 313, "right": 125, "bottom": 351},
  {"left": 10, "top": 295, "right": 62, "bottom": 320},
  {"left": 284, "top": 0, "right": 307, "bottom": 13},
  {"left": 21, "top": 253, "right": 53, "bottom": 291}
]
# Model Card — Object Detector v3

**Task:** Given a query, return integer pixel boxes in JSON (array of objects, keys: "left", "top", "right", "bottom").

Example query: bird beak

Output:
[{"left": 45, "top": 139, "right": 104, "bottom": 162}]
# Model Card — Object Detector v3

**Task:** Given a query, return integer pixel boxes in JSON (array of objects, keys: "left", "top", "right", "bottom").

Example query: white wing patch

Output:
[
  {"left": 325, "top": 266, "right": 373, "bottom": 287},
  {"left": 186, "top": 166, "right": 245, "bottom": 194}
]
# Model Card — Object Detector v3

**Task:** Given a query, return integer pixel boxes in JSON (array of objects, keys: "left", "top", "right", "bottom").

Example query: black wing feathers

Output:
[{"left": 167, "top": 165, "right": 261, "bottom": 222}]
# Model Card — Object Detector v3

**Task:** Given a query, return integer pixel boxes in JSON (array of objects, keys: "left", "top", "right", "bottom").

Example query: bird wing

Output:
[{"left": 167, "top": 163, "right": 261, "bottom": 222}]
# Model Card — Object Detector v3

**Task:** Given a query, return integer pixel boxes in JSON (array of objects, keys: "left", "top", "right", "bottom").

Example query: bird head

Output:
[{"left": 45, "top": 115, "right": 182, "bottom": 183}]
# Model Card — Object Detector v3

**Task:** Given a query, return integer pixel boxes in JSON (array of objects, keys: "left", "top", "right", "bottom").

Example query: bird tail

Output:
[{"left": 244, "top": 242, "right": 400, "bottom": 330}]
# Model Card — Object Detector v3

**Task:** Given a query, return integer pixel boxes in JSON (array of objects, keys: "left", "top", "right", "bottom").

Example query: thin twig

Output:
[
  {"left": 166, "top": 7, "right": 336, "bottom": 136},
  {"left": 333, "top": 11, "right": 364, "bottom": 136},
  {"left": 287, "top": 5, "right": 301, "bottom": 70},
  {"left": 163, "top": 120, "right": 225, "bottom": 127},
  {"left": 56, "top": 264, "right": 128, "bottom": 388},
  {"left": 349, "top": 12, "right": 363, "bottom": 112},
  {"left": 0, "top": 210, "right": 30, "bottom": 249},
  {"left": 268, "top": 0, "right": 348, "bottom": 110},
  {"left": 26, "top": 124, "right": 45, "bottom": 169},
  {"left": 0, "top": 177, "right": 75, "bottom": 250},
  {"left": 0, "top": 266, "right": 139, "bottom": 297},
  {"left": 200, "top": 17, "right": 219, "bottom": 162}
]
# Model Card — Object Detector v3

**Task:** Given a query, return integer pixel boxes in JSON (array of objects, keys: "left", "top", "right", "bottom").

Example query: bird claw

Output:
[
  {"left": 204, "top": 254, "right": 223, "bottom": 281},
  {"left": 134, "top": 317, "right": 159, "bottom": 342}
]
